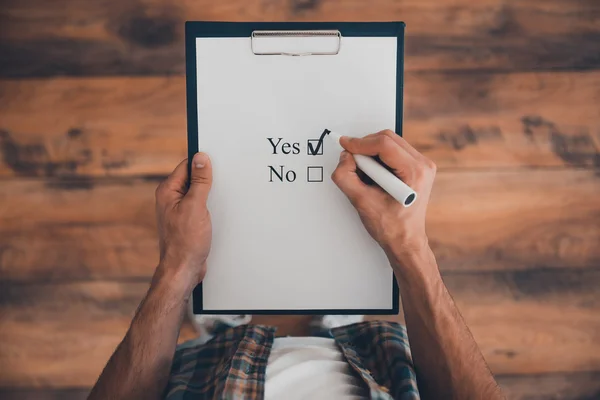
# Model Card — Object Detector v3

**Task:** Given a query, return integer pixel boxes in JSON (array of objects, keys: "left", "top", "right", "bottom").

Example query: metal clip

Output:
[{"left": 251, "top": 30, "right": 342, "bottom": 56}]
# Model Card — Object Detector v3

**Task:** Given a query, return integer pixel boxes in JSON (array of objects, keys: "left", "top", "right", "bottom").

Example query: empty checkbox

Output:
[{"left": 307, "top": 166, "right": 324, "bottom": 182}]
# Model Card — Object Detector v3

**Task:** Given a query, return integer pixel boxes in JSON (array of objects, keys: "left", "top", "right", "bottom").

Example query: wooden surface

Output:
[
  {"left": 1, "top": 72, "right": 599, "bottom": 177},
  {"left": 1, "top": 271, "right": 599, "bottom": 387},
  {"left": 1, "top": 0, "right": 600, "bottom": 76},
  {"left": 0, "top": 170, "right": 598, "bottom": 281},
  {"left": 0, "top": 0, "right": 599, "bottom": 399}
]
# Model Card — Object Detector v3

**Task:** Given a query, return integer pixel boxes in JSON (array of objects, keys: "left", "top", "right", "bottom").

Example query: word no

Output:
[{"left": 268, "top": 165, "right": 323, "bottom": 183}]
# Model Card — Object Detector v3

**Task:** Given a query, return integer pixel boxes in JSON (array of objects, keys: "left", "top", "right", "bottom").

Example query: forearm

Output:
[
  {"left": 88, "top": 265, "right": 193, "bottom": 400},
  {"left": 388, "top": 245, "right": 504, "bottom": 400}
]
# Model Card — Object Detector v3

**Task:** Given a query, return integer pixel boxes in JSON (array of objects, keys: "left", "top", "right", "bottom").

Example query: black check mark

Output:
[{"left": 307, "top": 129, "right": 330, "bottom": 156}]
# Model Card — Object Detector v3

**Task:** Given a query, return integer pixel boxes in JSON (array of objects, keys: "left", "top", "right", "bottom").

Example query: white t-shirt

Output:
[{"left": 265, "top": 336, "right": 369, "bottom": 400}]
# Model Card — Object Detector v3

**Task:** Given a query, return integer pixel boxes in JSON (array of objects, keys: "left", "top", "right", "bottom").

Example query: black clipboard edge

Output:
[{"left": 186, "top": 21, "right": 404, "bottom": 316}]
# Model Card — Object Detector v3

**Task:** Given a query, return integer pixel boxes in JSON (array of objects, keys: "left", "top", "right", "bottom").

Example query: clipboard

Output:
[{"left": 186, "top": 21, "right": 404, "bottom": 315}]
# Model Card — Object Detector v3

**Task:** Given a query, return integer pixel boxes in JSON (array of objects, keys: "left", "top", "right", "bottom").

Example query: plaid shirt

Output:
[{"left": 166, "top": 320, "right": 419, "bottom": 399}]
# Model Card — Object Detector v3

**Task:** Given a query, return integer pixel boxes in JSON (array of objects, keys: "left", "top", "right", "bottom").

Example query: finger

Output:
[
  {"left": 339, "top": 134, "right": 415, "bottom": 180},
  {"left": 360, "top": 131, "right": 416, "bottom": 162},
  {"left": 376, "top": 129, "right": 428, "bottom": 163},
  {"left": 156, "top": 159, "right": 188, "bottom": 203},
  {"left": 331, "top": 151, "right": 381, "bottom": 206},
  {"left": 186, "top": 152, "right": 213, "bottom": 203}
]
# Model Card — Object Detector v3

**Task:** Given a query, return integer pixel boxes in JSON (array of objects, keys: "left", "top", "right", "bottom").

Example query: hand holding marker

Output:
[{"left": 324, "top": 129, "right": 417, "bottom": 207}]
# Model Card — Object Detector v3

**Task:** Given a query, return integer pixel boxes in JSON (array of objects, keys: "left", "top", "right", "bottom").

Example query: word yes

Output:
[{"left": 267, "top": 137, "right": 300, "bottom": 155}]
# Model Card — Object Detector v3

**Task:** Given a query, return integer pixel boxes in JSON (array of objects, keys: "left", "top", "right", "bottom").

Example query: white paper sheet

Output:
[{"left": 195, "top": 36, "right": 398, "bottom": 311}]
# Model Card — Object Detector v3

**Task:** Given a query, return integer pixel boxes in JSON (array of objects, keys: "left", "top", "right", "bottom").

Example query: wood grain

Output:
[
  {"left": 497, "top": 371, "right": 600, "bottom": 400},
  {"left": 1, "top": 71, "right": 599, "bottom": 177},
  {"left": 0, "top": 388, "right": 90, "bottom": 400},
  {"left": 444, "top": 269, "right": 600, "bottom": 375},
  {"left": 1, "top": 0, "right": 599, "bottom": 77},
  {"left": 1, "top": 269, "right": 598, "bottom": 387},
  {"left": 0, "top": 169, "right": 598, "bottom": 282},
  {"left": 0, "top": 77, "right": 187, "bottom": 178},
  {"left": 1, "top": 0, "right": 598, "bottom": 397},
  {"left": 1, "top": 372, "right": 599, "bottom": 400}
]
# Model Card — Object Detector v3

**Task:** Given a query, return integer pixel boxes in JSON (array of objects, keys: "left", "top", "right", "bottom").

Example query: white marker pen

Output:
[{"left": 325, "top": 130, "right": 418, "bottom": 207}]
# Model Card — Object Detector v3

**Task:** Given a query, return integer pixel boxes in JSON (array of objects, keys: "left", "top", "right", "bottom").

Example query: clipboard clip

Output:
[{"left": 251, "top": 30, "right": 342, "bottom": 56}]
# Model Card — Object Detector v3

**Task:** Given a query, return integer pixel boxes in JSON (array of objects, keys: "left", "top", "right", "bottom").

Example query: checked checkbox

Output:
[
  {"left": 307, "top": 166, "right": 324, "bottom": 182},
  {"left": 307, "top": 139, "right": 324, "bottom": 155}
]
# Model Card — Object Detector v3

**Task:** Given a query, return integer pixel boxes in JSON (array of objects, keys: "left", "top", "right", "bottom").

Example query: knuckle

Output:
[
  {"left": 427, "top": 159, "right": 437, "bottom": 172},
  {"left": 377, "top": 135, "right": 395, "bottom": 149},
  {"left": 331, "top": 169, "right": 343, "bottom": 185},
  {"left": 419, "top": 157, "right": 437, "bottom": 174},
  {"left": 413, "top": 165, "right": 427, "bottom": 180},
  {"left": 155, "top": 182, "right": 165, "bottom": 199},
  {"left": 381, "top": 129, "right": 395, "bottom": 138},
  {"left": 191, "top": 175, "right": 209, "bottom": 185}
]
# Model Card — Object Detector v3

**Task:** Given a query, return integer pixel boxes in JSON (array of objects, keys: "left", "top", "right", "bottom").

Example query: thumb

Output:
[{"left": 187, "top": 152, "right": 212, "bottom": 202}]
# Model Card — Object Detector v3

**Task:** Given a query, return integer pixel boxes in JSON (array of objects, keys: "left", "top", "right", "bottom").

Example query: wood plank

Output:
[
  {"left": 0, "top": 169, "right": 598, "bottom": 282},
  {"left": 497, "top": 371, "right": 600, "bottom": 400},
  {"left": 0, "top": 77, "right": 187, "bottom": 178},
  {"left": 443, "top": 269, "right": 600, "bottom": 375},
  {"left": 1, "top": 0, "right": 599, "bottom": 77},
  {"left": 1, "top": 372, "right": 599, "bottom": 400},
  {"left": 1, "top": 72, "right": 599, "bottom": 177},
  {"left": 1, "top": 269, "right": 598, "bottom": 386},
  {"left": 0, "top": 281, "right": 147, "bottom": 388},
  {"left": 0, "top": 388, "right": 90, "bottom": 400}
]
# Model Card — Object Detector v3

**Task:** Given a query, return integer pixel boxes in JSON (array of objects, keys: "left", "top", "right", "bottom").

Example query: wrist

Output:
[
  {"left": 384, "top": 235, "right": 431, "bottom": 267},
  {"left": 385, "top": 240, "right": 440, "bottom": 282},
  {"left": 153, "top": 260, "right": 198, "bottom": 301}
]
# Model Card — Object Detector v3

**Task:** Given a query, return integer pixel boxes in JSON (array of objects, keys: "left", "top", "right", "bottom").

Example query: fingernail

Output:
[
  {"left": 340, "top": 151, "right": 348, "bottom": 160},
  {"left": 194, "top": 153, "right": 207, "bottom": 168}
]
